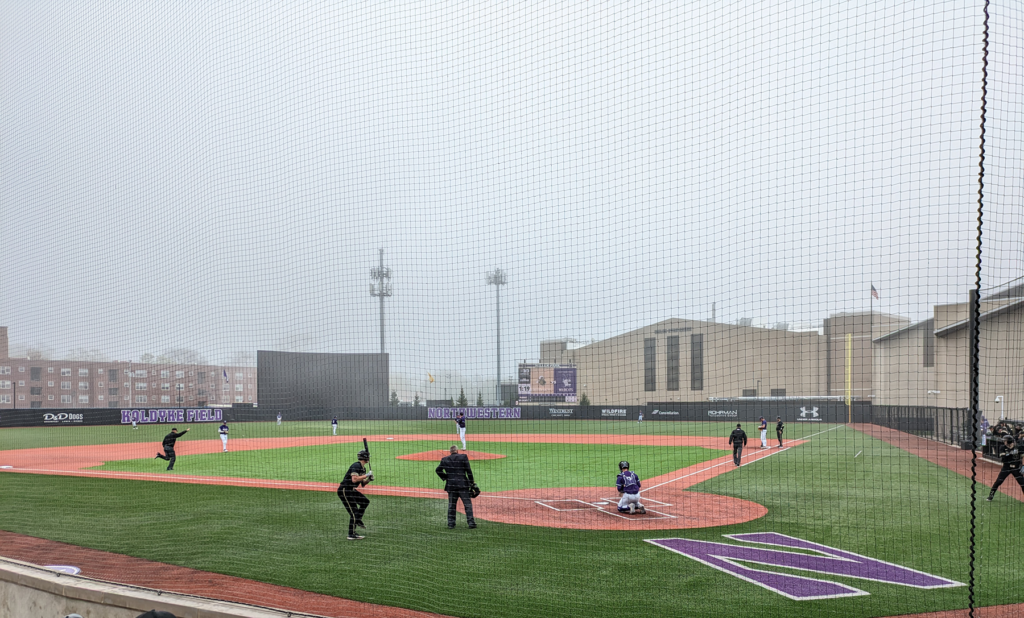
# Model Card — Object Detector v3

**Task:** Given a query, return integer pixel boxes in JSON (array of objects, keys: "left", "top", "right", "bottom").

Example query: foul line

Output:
[{"left": 643, "top": 424, "right": 846, "bottom": 492}]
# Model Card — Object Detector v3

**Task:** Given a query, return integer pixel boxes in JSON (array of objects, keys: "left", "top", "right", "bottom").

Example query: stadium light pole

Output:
[
  {"left": 487, "top": 269, "right": 507, "bottom": 405},
  {"left": 369, "top": 249, "right": 392, "bottom": 354}
]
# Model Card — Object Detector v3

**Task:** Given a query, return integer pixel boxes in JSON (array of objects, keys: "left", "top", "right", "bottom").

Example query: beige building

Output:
[
  {"left": 874, "top": 292, "right": 1024, "bottom": 420},
  {"left": 539, "top": 313, "right": 907, "bottom": 406}
]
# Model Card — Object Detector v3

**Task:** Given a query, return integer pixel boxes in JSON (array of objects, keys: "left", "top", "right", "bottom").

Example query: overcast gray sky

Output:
[{"left": 2, "top": 1, "right": 1022, "bottom": 400}]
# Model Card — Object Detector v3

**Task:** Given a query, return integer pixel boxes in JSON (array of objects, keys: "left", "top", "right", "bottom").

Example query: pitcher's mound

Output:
[{"left": 397, "top": 450, "right": 506, "bottom": 461}]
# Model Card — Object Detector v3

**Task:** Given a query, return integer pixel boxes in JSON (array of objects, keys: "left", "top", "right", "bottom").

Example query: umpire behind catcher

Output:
[
  {"left": 338, "top": 449, "right": 373, "bottom": 540},
  {"left": 436, "top": 445, "right": 477, "bottom": 529}
]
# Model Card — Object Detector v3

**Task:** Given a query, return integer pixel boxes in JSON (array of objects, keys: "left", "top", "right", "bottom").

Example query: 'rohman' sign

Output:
[{"left": 647, "top": 533, "right": 963, "bottom": 600}]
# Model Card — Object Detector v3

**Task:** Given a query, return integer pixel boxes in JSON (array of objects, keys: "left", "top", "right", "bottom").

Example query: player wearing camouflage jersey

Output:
[{"left": 987, "top": 435, "right": 1024, "bottom": 502}]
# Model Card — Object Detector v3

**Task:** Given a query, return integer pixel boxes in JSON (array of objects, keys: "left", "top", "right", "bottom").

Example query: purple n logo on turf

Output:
[{"left": 646, "top": 533, "right": 963, "bottom": 600}]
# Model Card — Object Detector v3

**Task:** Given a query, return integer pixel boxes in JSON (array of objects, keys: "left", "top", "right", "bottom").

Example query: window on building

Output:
[
  {"left": 197, "top": 371, "right": 206, "bottom": 384},
  {"left": 923, "top": 326, "right": 935, "bottom": 368},
  {"left": 235, "top": 384, "right": 243, "bottom": 392},
  {"left": 135, "top": 370, "right": 147, "bottom": 378},
  {"left": 0, "top": 366, "right": 11, "bottom": 375},
  {"left": 78, "top": 395, "right": 89, "bottom": 404},
  {"left": 175, "top": 370, "right": 184, "bottom": 378},
  {"left": 61, "top": 368, "right": 71, "bottom": 376},
  {"left": 135, "top": 395, "right": 147, "bottom": 404},
  {"left": 666, "top": 336, "right": 680, "bottom": 391},
  {"left": 17, "top": 380, "right": 24, "bottom": 387},
  {"left": 61, "top": 381, "right": 71, "bottom": 390},
  {"left": 48, "top": 367, "right": 54, "bottom": 373},
  {"left": 161, "top": 383, "right": 170, "bottom": 390},
  {"left": 61, "top": 395, "right": 72, "bottom": 404},
  {"left": 108, "top": 401, "right": 120, "bottom": 408},
  {"left": 78, "top": 368, "right": 89, "bottom": 376},
  {"left": 98, "top": 395, "right": 104, "bottom": 401},
  {"left": 235, "top": 372, "right": 244, "bottom": 380},
  {"left": 136, "top": 383, "right": 147, "bottom": 390},
  {"left": 18, "top": 367, "right": 25, "bottom": 372},
  {"left": 235, "top": 395, "right": 244, "bottom": 403},
  {"left": 30, "top": 367, "right": 41, "bottom": 381},
  {"left": 47, "top": 395, "right": 54, "bottom": 400},
  {"left": 109, "top": 388, "right": 119, "bottom": 396},
  {"left": 742, "top": 389, "right": 757, "bottom": 397},
  {"left": 30, "top": 387, "right": 42, "bottom": 395},
  {"left": 691, "top": 334, "right": 704, "bottom": 391},
  {"left": 109, "top": 368, "right": 119, "bottom": 380},
  {"left": 161, "top": 370, "right": 169, "bottom": 378},
  {"left": 223, "top": 383, "right": 230, "bottom": 391},
  {"left": 161, "top": 395, "right": 171, "bottom": 403},
  {"left": 30, "top": 401, "right": 42, "bottom": 408},
  {"left": 770, "top": 388, "right": 786, "bottom": 397},
  {"left": 643, "top": 338, "right": 656, "bottom": 392},
  {"left": 0, "top": 381, "right": 10, "bottom": 390},
  {"left": 47, "top": 381, "right": 54, "bottom": 387},
  {"left": 18, "top": 394, "right": 25, "bottom": 400},
  {"left": 197, "top": 389, "right": 207, "bottom": 397},
  {"left": 0, "top": 395, "right": 11, "bottom": 404},
  {"left": 78, "top": 382, "right": 89, "bottom": 390}
]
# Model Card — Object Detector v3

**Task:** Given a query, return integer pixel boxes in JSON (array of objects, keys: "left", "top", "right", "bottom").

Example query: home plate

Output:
[{"left": 592, "top": 502, "right": 609, "bottom": 506}]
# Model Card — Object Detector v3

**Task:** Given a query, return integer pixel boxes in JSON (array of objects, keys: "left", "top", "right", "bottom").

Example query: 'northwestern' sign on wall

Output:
[
  {"left": 427, "top": 407, "right": 521, "bottom": 419},
  {"left": 121, "top": 409, "right": 224, "bottom": 424},
  {"left": 647, "top": 533, "right": 962, "bottom": 600}
]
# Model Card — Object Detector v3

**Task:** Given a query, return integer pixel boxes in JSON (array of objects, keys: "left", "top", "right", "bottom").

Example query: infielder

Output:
[
  {"left": 338, "top": 449, "right": 373, "bottom": 540},
  {"left": 728, "top": 424, "right": 747, "bottom": 466},
  {"left": 616, "top": 461, "right": 646, "bottom": 514},
  {"left": 277, "top": 413, "right": 282, "bottom": 426},
  {"left": 218, "top": 422, "right": 229, "bottom": 452},
  {"left": 637, "top": 411, "right": 643, "bottom": 424},
  {"left": 987, "top": 435, "right": 1024, "bottom": 501},
  {"left": 331, "top": 416, "right": 338, "bottom": 436},
  {"left": 455, "top": 411, "right": 467, "bottom": 451},
  {"left": 759, "top": 416, "right": 768, "bottom": 448},
  {"left": 155, "top": 427, "right": 189, "bottom": 471},
  {"left": 775, "top": 416, "right": 785, "bottom": 448}
]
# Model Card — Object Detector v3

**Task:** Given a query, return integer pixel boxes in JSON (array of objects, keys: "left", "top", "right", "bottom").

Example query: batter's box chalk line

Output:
[{"left": 534, "top": 497, "right": 677, "bottom": 520}]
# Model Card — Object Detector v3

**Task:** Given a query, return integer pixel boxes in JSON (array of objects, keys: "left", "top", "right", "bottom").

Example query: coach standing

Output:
[
  {"left": 436, "top": 445, "right": 477, "bottom": 529},
  {"left": 338, "top": 449, "right": 372, "bottom": 540},
  {"left": 155, "top": 427, "right": 189, "bottom": 471},
  {"left": 776, "top": 416, "right": 785, "bottom": 448},
  {"left": 728, "top": 424, "right": 747, "bottom": 466}
]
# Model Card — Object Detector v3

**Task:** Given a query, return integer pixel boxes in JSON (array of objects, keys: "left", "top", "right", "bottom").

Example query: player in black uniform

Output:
[
  {"left": 986, "top": 435, "right": 1024, "bottom": 501},
  {"left": 155, "top": 427, "right": 189, "bottom": 471},
  {"left": 338, "top": 449, "right": 373, "bottom": 540},
  {"left": 776, "top": 416, "right": 785, "bottom": 448},
  {"left": 728, "top": 424, "right": 747, "bottom": 466}
]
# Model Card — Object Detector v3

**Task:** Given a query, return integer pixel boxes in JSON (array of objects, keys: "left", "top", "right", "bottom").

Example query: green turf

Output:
[
  {"left": 88, "top": 441, "right": 725, "bottom": 491},
  {"left": 1, "top": 423, "right": 1021, "bottom": 618},
  {"left": 0, "top": 419, "right": 829, "bottom": 450}
]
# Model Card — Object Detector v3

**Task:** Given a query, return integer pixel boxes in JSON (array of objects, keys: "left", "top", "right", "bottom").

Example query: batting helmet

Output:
[
  {"left": 357, "top": 449, "right": 370, "bottom": 460},
  {"left": 619, "top": 461, "right": 629, "bottom": 470}
]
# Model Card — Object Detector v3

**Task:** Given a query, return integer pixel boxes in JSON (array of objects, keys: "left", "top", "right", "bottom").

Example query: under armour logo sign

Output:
[{"left": 799, "top": 407, "right": 819, "bottom": 418}]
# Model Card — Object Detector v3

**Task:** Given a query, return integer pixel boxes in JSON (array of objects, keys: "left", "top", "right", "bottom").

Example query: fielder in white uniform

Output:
[
  {"left": 759, "top": 417, "right": 768, "bottom": 448},
  {"left": 615, "top": 461, "right": 646, "bottom": 514},
  {"left": 455, "top": 412, "right": 467, "bottom": 451},
  {"left": 219, "top": 422, "right": 229, "bottom": 452},
  {"left": 277, "top": 413, "right": 282, "bottom": 426},
  {"left": 332, "top": 416, "right": 338, "bottom": 435}
]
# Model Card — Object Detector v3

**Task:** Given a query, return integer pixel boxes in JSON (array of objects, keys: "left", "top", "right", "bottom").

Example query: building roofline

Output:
[{"left": 933, "top": 298, "right": 1024, "bottom": 338}]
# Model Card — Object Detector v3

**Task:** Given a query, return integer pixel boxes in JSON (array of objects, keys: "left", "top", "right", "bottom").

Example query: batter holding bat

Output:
[{"left": 337, "top": 439, "right": 373, "bottom": 540}]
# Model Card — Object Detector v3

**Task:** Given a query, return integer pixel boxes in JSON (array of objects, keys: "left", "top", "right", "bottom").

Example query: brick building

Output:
[{"left": 0, "top": 327, "right": 256, "bottom": 409}]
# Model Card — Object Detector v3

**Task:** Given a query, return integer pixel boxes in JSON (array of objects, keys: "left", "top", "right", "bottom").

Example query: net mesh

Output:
[{"left": 1, "top": 2, "right": 1023, "bottom": 617}]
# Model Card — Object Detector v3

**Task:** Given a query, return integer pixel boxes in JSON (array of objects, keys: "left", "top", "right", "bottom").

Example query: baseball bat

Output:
[{"left": 363, "top": 438, "right": 372, "bottom": 481}]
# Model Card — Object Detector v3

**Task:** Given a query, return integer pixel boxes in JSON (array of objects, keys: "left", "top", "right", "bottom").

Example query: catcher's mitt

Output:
[{"left": 469, "top": 483, "right": 481, "bottom": 498}]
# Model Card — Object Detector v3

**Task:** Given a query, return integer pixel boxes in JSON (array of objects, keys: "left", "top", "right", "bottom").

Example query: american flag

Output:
[
  {"left": 871, "top": 285, "right": 879, "bottom": 300},
  {"left": 223, "top": 369, "right": 229, "bottom": 383}
]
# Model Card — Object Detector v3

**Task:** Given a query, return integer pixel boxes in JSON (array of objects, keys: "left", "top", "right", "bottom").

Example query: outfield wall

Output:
[{"left": 0, "top": 400, "right": 872, "bottom": 427}]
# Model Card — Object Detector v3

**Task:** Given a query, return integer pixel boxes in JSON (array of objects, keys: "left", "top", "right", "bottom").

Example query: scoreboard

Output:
[{"left": 517, "top": 364, "right": 577, "bottom": 403}]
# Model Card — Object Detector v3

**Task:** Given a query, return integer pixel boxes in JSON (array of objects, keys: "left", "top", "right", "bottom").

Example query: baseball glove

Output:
[{"left": 469, "top": 483, "right": 481, "bottom": 498}]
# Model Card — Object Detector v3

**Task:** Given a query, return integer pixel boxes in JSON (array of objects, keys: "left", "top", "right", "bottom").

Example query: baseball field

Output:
[{"left": 0, "top": 419, "right": 1021, "bottom": 618}]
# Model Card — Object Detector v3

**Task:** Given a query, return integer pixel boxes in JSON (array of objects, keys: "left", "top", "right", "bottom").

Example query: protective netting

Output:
[{"left": 1, "top": 2, "right": 1023, "bottom": 618}]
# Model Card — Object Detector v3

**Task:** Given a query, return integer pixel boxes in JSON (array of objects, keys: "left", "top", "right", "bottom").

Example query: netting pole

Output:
[{"left": 968, "top": 1, "right": 990, "bottom": 614}]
